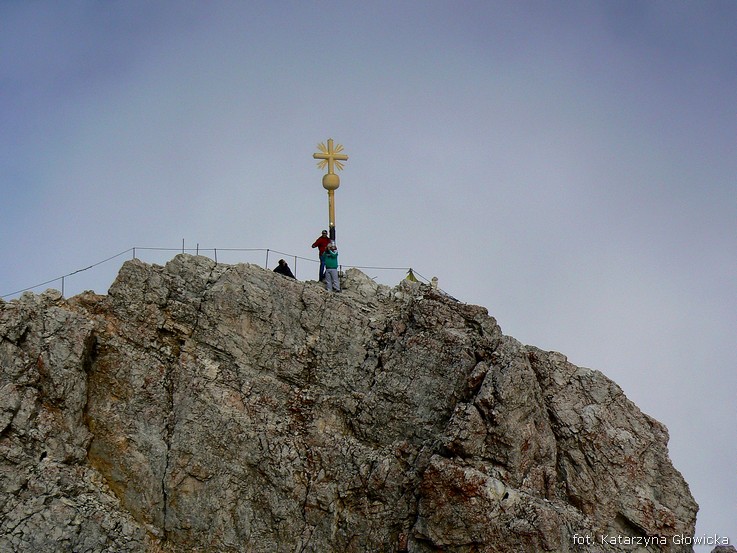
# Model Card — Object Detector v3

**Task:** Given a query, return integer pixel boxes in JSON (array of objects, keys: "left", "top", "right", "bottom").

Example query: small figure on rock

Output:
[
  {"left": 311, "top": 230, "right": 331, "bottom": 281},
  {"left": 323, "top": 242, "right": 340, "bottom": 292},
  {"left": 273, "top": 259, "right": 295, "bottom": 279}
]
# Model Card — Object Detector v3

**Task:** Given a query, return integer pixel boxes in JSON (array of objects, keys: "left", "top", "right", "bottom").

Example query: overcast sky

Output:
[{"left": 2, "top": 1, "right": 734, "bottom": 547}]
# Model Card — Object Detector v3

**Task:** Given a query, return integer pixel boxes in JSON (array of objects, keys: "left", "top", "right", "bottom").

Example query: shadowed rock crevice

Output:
[{"left": 0, "top": 255, "right": 698, "bottom": 552}]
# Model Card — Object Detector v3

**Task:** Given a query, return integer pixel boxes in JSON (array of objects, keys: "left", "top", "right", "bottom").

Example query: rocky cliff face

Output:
[{"left": 0, "top": 255, "right": 698, "bottom": 552}]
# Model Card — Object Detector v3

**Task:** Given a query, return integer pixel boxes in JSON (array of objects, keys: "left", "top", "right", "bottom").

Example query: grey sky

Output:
[{"left": 2, "top": 2, "right": 734, "bottom": 547}]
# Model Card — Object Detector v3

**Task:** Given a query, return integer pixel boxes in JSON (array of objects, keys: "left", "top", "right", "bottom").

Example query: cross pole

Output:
[{"left": 313, "top": 138, "right": 348, "bottom": 241}]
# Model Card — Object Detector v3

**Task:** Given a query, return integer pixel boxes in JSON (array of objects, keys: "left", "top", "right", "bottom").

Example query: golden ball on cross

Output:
[{"left": 322, "top": 173, "right": 340, "bottom": 191}]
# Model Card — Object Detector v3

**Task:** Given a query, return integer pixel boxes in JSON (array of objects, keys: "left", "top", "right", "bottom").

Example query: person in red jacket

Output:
[{"left": 311, "top": 230, "right": 331, "bottom": 281}]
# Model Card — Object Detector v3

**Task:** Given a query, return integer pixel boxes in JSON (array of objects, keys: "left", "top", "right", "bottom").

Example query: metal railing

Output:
[{"left": 1, "top": 244, "right": 433, "bottom": 300}]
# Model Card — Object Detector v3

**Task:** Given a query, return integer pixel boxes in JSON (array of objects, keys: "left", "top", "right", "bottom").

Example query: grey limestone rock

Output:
[{"left": 0, "top": 255, "right": 698, "bottom": 552}]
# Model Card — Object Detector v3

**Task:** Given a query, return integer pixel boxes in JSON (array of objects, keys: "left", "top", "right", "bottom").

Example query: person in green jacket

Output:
[{"left": 323, "top": 242, "right": 340, "bottom": 292}]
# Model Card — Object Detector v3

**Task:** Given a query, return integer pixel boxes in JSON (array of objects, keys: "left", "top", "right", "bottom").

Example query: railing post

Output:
[
  {"left": 265, "top": 249, "right": 270, "bottom": 269},
  {"left": 214, "top": 248, "right": 218, "bottom": 264},
  {"left": 61, "top": 276, "right": 65, "bottom": 297}
]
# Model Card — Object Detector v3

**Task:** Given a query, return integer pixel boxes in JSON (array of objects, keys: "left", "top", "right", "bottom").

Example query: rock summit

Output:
[{"left": 0, "top": 255, "right": 698, "bottom": 552}]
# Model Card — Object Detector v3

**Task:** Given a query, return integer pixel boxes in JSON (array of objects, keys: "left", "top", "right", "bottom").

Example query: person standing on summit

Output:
[
  {"left": 323, "top": 242, "right": 340, "bottom": 292},
  {"left": 311, "top": 230, "right": 331, "bottom": 281}
]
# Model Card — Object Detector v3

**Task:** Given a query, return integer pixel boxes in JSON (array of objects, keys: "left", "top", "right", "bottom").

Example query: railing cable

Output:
[{"left": 1, "top": 246, "right": 436, "bottom": 299}]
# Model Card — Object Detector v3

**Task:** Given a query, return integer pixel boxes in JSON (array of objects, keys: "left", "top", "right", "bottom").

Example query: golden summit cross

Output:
[
  {"left": 313, "top": 138, "right": 348, "bottom": 242},
  {"left": 313, "top": 138, "right": 348, "bottom": 175}
]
